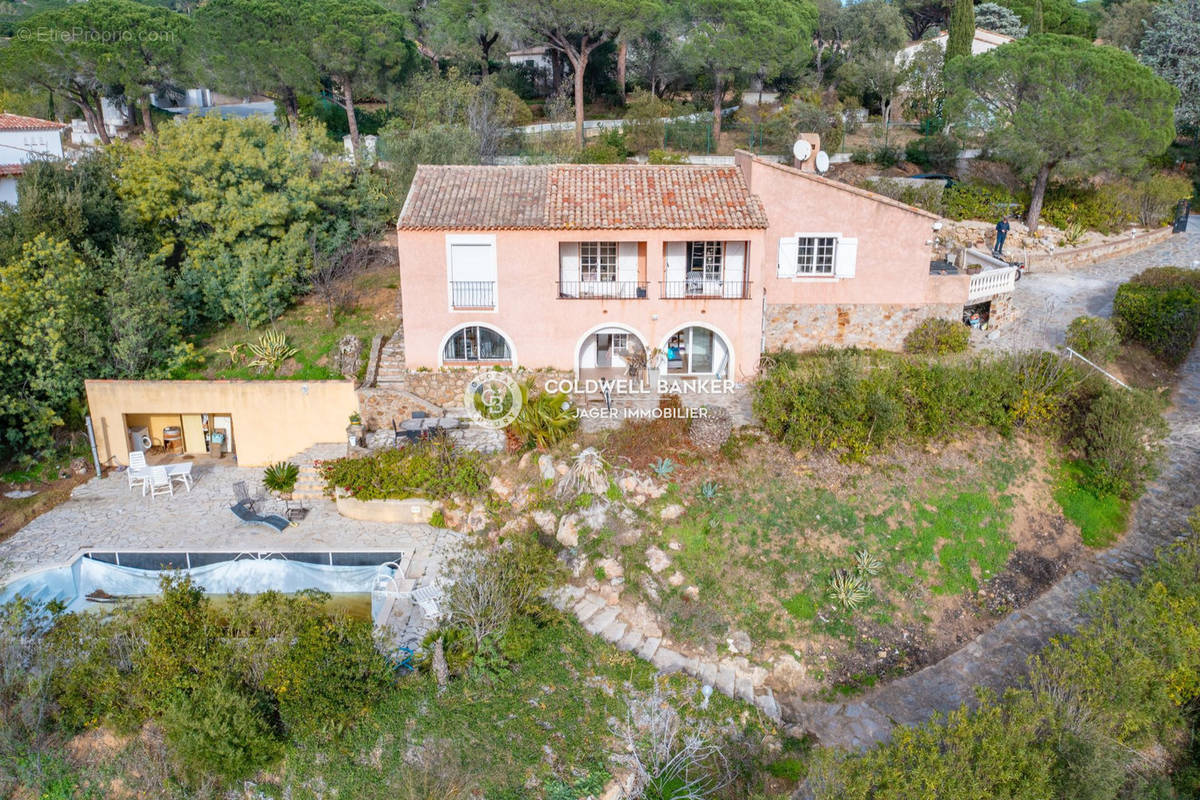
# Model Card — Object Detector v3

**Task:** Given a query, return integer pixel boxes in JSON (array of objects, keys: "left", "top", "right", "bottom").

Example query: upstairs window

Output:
[
  {"left": 797, "top": 236, "right": 837, "bottom": 275},
  {"left": 687, "top": 241, "right": 724, "bottom": 281},
  {"left": 580, "top": 241, "right": 618, "bottom": 282}
]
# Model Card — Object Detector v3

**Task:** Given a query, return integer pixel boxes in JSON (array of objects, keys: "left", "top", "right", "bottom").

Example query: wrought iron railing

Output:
[
  {"left": 557, "top": 281, "right": 648, "bottom": 299},
  {"left": 450, "top": 281, "right": 496, "bottom": 308},
  {"left": 660, "top": 280, "right": 751, "bottom": 299}
]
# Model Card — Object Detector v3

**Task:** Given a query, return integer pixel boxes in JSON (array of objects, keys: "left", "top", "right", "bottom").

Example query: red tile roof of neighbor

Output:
[
  {"left": 398, "top": 164, "right": 769, "bottom": 231},
  {"left": 0, "top": 113, "right": 67, "bottom": 131}
]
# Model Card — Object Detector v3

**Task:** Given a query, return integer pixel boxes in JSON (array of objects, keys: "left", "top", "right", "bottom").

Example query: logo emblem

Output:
[{"left": 463, "top": 371, "right": 522, "bottom": 429}]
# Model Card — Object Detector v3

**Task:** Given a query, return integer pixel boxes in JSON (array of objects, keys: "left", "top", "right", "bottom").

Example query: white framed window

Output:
[
  {"left": 797, "top": 236, "right": 837, "bottom": 275},
  {"left": 580, "top": 241, "right": 618, "bottom": 282},
  {"left": 687, "top": 241, "right": 724, "bottom": 281},
  {"left": 442, "top": 325, "right": 512, "bottom": 362},
  {"left": 610, "top": 333, "right": 628, "bottom": 350}
]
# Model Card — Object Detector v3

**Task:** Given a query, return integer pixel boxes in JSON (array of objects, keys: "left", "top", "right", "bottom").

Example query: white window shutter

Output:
[
  {"left": 777, "top": 237, "right": 799, "bottom": 278},
  {"left": 835, "top": 237, "right": 858, "bottom": 279},
  {"left": 559, "top": 242, "right": 579, "bottom": 296},
  {"left": 617, "top": 241, "right": 638, "bottom": 297},
  {"left": 723, "top": 241, "right": 745, "bottom": 297},
  {"left": 664, "top": 242, "right": 686, "bottom": 297}
]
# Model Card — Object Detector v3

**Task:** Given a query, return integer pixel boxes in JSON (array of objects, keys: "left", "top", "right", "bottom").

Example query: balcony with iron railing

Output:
[
  {"left": 557, "top": 281, "right": 648, "bottom": 299},
  {"left": 450, "top": 281, "right": 496, "bottom": 309},
  {"left": 660, "top": 280, "right": 752, "bottom": 299}
]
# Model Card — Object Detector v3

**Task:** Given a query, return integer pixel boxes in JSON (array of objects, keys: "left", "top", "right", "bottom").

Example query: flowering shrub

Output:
[{"left": 320, "top": 440, "right": 489, "bottom": 500}]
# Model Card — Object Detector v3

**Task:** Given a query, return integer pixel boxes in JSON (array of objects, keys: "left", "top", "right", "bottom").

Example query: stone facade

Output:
[
  {"left": 988, "top": 292, "right": 1014, "bottom": 327},
  {"left": 764, "top": 302, "right": 963, "bottom": 351}
]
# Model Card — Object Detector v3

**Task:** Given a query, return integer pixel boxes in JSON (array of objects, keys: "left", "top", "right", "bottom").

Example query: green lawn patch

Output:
[{"left": 1053, "top": 459, "right": 1129, "bottom": 547}]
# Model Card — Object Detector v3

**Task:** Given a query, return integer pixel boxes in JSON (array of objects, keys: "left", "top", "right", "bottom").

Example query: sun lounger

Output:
[{"left": 229, "top": 499, "right": 290, "bottom": 532}]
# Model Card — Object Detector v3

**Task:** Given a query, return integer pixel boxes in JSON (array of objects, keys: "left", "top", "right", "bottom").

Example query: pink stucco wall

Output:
[
  {"left": 734, "top": 152, "right": 963, "bottom": 307},
  {"left": 397, "top": 227, "right": 767, "bottom": 381}
]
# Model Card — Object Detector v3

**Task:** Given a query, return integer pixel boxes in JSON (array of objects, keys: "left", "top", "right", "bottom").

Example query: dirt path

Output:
[{"left": 779, "top": 226, "right": 1200, "bottom": 748}]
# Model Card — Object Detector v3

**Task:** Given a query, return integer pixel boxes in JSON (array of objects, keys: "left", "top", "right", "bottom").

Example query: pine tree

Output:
[
  {"left": 945, "top": 0, "right": 976, "bottom": 64},
  {"left": 1032, "top": 0, "right": 1044, "bottom": 34}
]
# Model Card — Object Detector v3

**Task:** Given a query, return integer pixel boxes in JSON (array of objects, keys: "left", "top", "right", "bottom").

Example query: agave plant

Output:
[
  {"left": 854, "top": 549, "right": 883, "bottom": 577},
  {"left": 506, "top": 379, "right": 578, "bottom": 450},
  {"left": 216, "top": 342, "right": 245, "bottom": 365},
  {"left": 651, "top": 457, "right": 675, "bottom": 478},
  {"left": 828, "top": 569, "right": 871, "bottom": 611},
  {"left": 558, "top": 447, "right": 610, "bottom": 500},
  {"left": 699, "top": 481, "right": 720, "bottom": 500},
  {"left": 247, "top": 329, "right": 298, "bottom": 372},
  {"left": 1058, "top": 221, "right": 1087, "bottom": 247}
]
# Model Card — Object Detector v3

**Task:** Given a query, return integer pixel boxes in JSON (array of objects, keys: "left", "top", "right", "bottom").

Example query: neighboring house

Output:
[
  {"left": 895, "top": 28, "right": 1016, "bottom": 66},
  {"left": 506, "top": 45, "right": 553, "bottom": 73},
  {"left": 393, "top": 150, "right": 1010, "bottom": 383},
  {"left": 0, "top": 113, "right": 67, "bottom": 206}
]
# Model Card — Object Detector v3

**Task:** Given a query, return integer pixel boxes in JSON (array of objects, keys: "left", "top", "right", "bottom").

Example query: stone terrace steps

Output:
[{"left": 376, "top": 328, "right": 407, "bottom": 385}]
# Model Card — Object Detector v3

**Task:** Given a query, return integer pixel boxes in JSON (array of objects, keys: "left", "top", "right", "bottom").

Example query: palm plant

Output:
[
  {"left": 506, "top": 379, "right": 578, "bottom": 450},
  {"left": 262, "top": 461, "right": 300, "bottom": 494}
]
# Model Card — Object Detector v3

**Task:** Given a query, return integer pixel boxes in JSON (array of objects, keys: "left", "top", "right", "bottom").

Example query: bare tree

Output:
[
  {"left": 307, "top": 235, "right": 379, "bottom": 322},
  {"left": 611, "top": 681, "right": 732, "bottom": 800},
  {"left": 444, "top": 549, "right": 516, "bottom": 651}
]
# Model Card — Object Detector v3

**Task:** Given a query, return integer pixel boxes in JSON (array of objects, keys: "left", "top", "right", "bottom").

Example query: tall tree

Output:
[
  {"left": 498, "top": 0, "right": 660, "bottom": 148},
  {"left": 947, "top": 34, "right": 1178, "bottom": 232},
  {"left": 192, "top": 0, "right": 320, "bottom": 132},
  {"left": 309, "top": 0, "right": 417, "bottom": 154},
  {"left": 1098, "top": 0, "right": 1155, "bottom": 52},
  {"left": 679, "top": 0, "right": 817, "bottom": 143},
  {"left": 897, "top": 0, "right": 948, "bottom": 39},
  {"left": 945, "top": 0, "right": 976, "bottom": 63},
  {"left": 974, "top": 2, "right": 1028, "bottom": 37},
  {"left": 837, "top": 0, "right": 908, "bottom": 144},
  {"left": 1140, "top": 0, "right": 1200, "bottom": 140},
  {"left": 0, "top": 0, "right": 187, "bottom": 143},
  {"left": 812, "top": 0, "right": 846, "bottom": 84},
  {"left": 423, "top": 0, "right": 502, "bottom": 75}
]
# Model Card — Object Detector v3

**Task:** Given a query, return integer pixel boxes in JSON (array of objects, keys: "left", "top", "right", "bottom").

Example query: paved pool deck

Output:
[{"left": 0, "top": 463, "right": 459, "bottom": 585}]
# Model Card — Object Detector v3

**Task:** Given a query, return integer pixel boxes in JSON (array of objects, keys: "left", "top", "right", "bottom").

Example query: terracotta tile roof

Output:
[
  {"left": 0, "top": 164, "right": 23, "bottom": 177},
  {"left": 398, "top": 164, "right": 768, "bottom": 231},
  {"left": 0, "top": 113, "right": 67, "bottom": 131}
]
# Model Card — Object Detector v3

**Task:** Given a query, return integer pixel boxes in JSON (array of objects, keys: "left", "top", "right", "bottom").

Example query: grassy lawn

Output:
[
  {"left": 1052, "top": 459, "right": 1129, "bottom": 548},
  {"left": 179, "top": 258, "right": 400, "bottom": 382}
]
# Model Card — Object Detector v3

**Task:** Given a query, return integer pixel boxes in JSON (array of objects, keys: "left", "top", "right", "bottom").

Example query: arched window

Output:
[{"left": 442, "top": 325, "right": 512, "bottom": 363}]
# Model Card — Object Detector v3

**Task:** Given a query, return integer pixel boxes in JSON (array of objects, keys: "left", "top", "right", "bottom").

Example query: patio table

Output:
[{"left": 163, "top": 462, "right": 193, "bottom": 491}]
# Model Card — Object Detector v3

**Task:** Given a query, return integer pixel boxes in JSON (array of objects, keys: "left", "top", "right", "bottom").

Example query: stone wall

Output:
[
  {"left": 1027, "top": 227, "right": 1173, "bottom": 273},
  {"left": 764, "top": 302, "right": 964, "bottom": 351}
]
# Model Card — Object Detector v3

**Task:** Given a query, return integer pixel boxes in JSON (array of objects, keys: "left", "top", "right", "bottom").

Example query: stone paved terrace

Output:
[{"left": 0, "top": 459, "right": 459, "bottom": 587}]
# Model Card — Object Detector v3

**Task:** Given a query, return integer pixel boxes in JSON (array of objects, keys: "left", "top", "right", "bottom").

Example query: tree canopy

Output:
[
  {"left": 947, "top": 34, "right": 1178, "bottom": 231},
  {"left": 678, "top": 0, "right": 816, "bottom": 142},
  {"left": 1140, "top": 0, "right": 1200, "bottom": 135}
]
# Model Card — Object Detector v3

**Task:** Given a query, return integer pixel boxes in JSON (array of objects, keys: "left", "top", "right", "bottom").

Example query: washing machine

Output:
[{"left": 128, "top": 426, "right": 152, "bottom": 452}]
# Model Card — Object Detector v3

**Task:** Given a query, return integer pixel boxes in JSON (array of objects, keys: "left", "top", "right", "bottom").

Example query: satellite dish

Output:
[
  {"left": 815, "top": 150, "right": 830, "bottom": 174},
  {"left": 792, "top": 139, "right": 812, "bottom": 162}
]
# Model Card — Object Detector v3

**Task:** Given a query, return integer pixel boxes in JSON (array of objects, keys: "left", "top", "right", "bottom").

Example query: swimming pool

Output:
[{"left": 0, "top": 550, "right": 406, "bottom": 625}]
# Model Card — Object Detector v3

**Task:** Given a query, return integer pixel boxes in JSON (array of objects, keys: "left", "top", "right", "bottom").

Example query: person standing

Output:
[{"left": 993, "top": 216, "right": 1011, "bottom": 257}]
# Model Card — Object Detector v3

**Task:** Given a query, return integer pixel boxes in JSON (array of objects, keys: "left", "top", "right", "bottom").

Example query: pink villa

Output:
[{"left": 394, "top": 149, "right": 1010, "bottom": 386}]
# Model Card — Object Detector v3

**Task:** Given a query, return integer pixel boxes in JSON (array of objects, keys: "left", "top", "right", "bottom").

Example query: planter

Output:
[
  {"left": 346, "top": 422, "right": 365, "bottom": 449},
  {"left": 334, "top": 490, "right": 436, "bottom": 524}
]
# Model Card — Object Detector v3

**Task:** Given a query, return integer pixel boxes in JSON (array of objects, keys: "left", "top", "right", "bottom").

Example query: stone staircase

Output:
[
  {"left": 375, "top": 327, "right": 407, "bottom": 385},
  {"left": 288, "top": 442, "right": 351, "bottom": 501}
]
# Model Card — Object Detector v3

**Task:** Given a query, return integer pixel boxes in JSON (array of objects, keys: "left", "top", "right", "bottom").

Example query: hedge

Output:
[{"left": 1112, "top": 267, "right": 1200, "bottom": 366}]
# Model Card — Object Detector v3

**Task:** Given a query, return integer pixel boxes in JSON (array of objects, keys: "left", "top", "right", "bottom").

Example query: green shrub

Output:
[
  {"left": 903, "top": 318, "right": 970, "bottom": 355},
  {"left": 320, "top": 439, "right": 489, "bottom": 500},
  {"left": 862, "top": 178, "right": 942, "bottom": 214},
  {"left": 942, "top": 182, "right": 1023, "bottom": 221},
  {"left": 160, "top": 681, "right": 280, "bottom": 783},
  {"left": 850, "top": 149, "right": 871, "bottom": 165},
  {"left": 574, "top": 142, "right": 624, "bottom": 164},
  {"left": 872, "top": 145, "right": 902, "bottom": 168},
  {"left": 262, "top": 461, "right": 299, "bottom": 494},
  {"left": 1039, "top": 184, "right": 1130, "bottom": 234},
  {"left": 904, "top": 134, "right": 959, "bottom": 172},
  {"left": 1075, "top": 386, "right": 1166, "bottom": 499},
  {"left": 647, "top": 148, "right": 688, "bottom": 165},
  {"left": 1064, "top": 316, "right": 1120, "bottom": 364},
  {"left": 1112, "top": 268, "right": 1200, "bottom": 365},
  {"left": 1115, "top": 174, "right": 1193, "bottom": 227}
]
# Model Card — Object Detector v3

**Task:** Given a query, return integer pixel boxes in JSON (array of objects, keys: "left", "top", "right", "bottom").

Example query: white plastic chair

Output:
[
  {"left": 127, "top": 451, "right": 149, "bottom": 493},
  {"left": 146, "top": 466, "right": 174, "bottom": 499}
]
